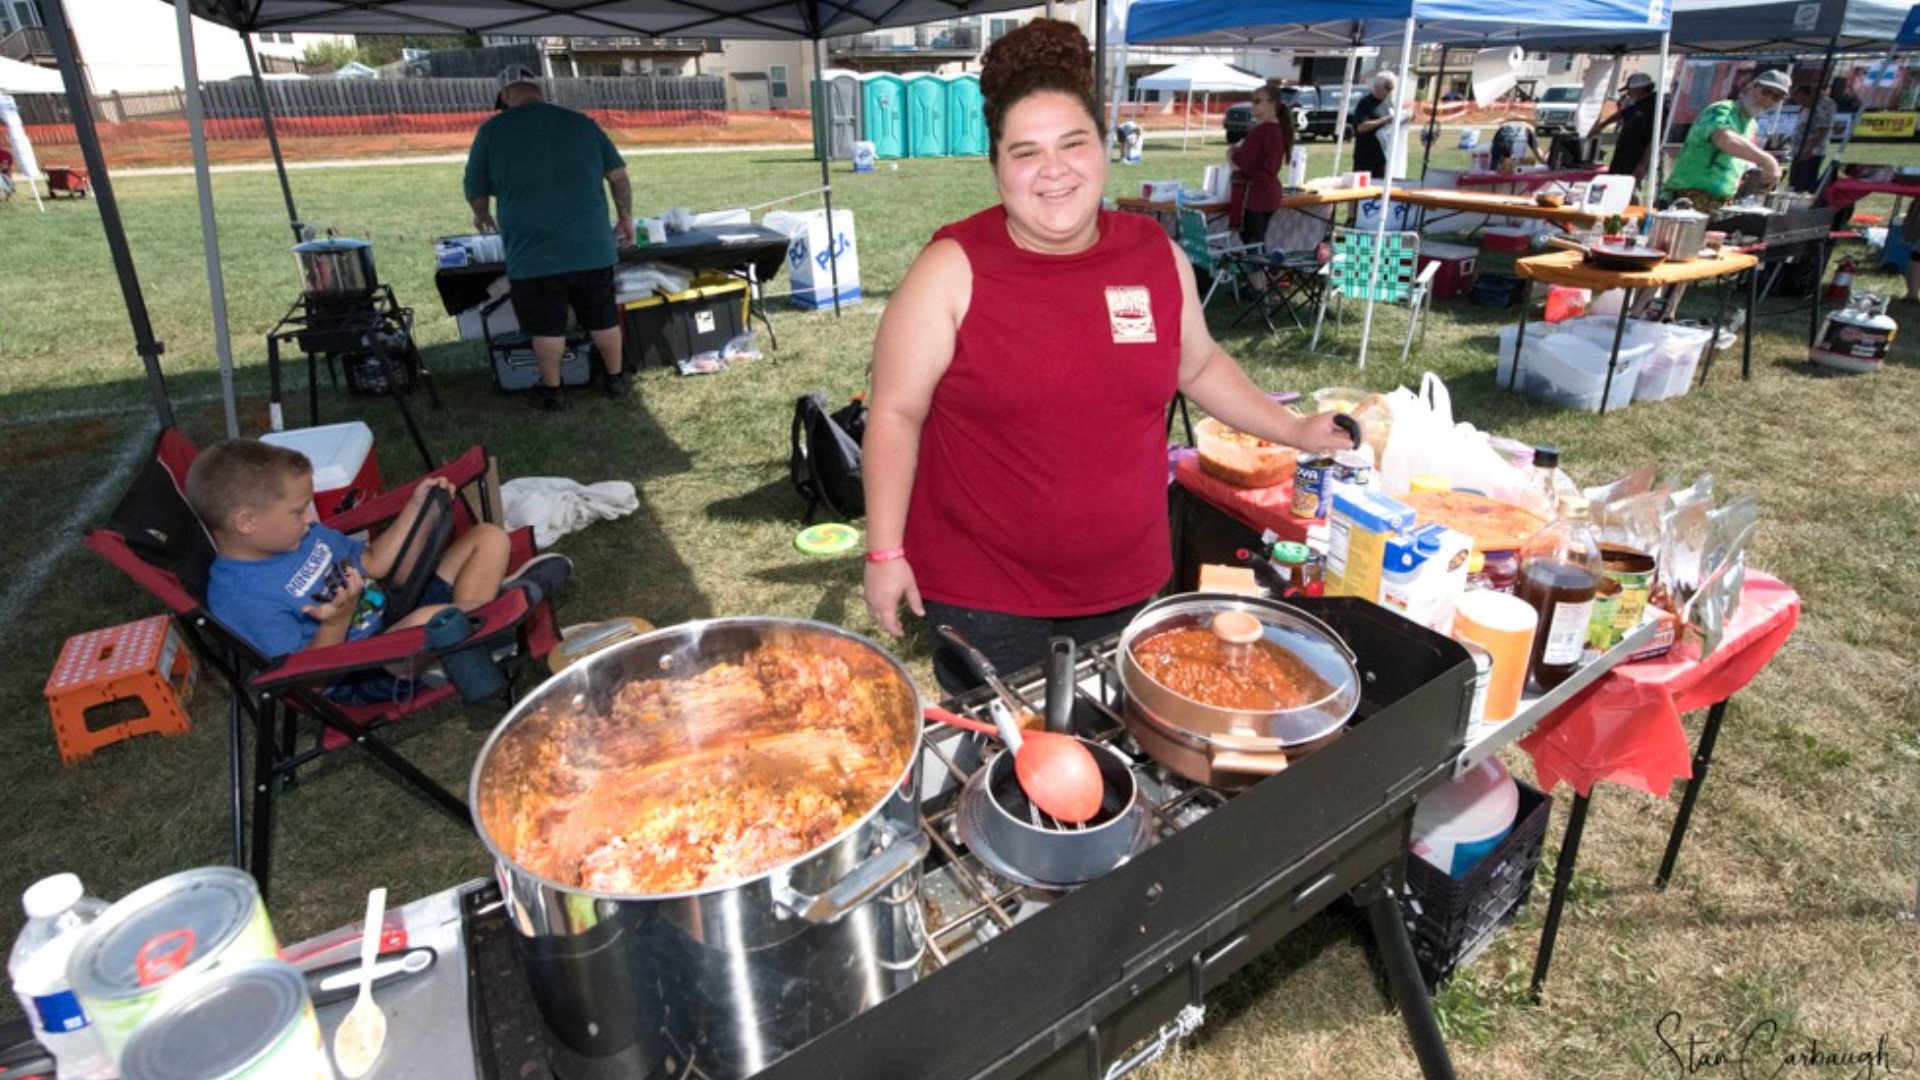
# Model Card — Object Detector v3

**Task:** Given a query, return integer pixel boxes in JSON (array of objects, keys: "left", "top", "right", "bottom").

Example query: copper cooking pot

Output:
[{"left": 1117, "top": 594, "right": 1360, "bottom": 789}]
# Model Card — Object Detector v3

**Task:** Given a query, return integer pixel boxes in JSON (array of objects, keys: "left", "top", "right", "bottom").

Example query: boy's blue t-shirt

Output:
[{"left": 208, "top": 524, "right": 384, "bottom": 658}]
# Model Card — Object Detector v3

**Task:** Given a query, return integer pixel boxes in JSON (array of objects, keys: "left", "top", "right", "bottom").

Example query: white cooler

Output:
[{"left": 262, "top": 421, "right": 382, "bottom": 519}]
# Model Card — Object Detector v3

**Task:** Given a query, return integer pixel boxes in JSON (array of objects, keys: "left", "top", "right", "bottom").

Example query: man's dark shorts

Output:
[{"left": 509, "top": 266, "right": 619, "bottom": 338}]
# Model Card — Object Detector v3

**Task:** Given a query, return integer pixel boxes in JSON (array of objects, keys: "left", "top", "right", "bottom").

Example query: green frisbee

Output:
[{"left": 795, "top": 522, "right": 860, "bottom": 556}]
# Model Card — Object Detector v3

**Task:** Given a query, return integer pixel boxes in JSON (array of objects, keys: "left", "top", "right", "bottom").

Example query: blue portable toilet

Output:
[
  {"left": 812, "top": 69, "right": 863, "bottom": 161},
  {"left": 945, "top": 74, "right": 986, "bottom": 156},
  {"left": 904, "top": 73, "right": 948, "bottom": 158},
  {"left": 860, "top": 72, "right": 906, "bottom": 159}
]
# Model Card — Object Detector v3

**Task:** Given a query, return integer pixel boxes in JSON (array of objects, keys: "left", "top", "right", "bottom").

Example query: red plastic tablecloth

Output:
[
  {"left": 1173, "top": 454, "right": 1315, "bottom": 544},
  {"left": 1519, "top": 571, "right": 1800, "bottom": 799},
  {"left": 1822, "top": 178, "right": 1920, "bottom": 213}
]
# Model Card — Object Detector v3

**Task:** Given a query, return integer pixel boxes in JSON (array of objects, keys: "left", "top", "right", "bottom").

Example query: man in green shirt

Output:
[
  {"left": 465, "top": 65, "right": 634, "bottom": 411},
  {"left": 1660, "top": 68, "right": 1788, "bottom": 212}
]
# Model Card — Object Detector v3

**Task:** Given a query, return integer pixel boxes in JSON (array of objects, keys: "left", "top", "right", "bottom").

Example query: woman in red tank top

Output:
[{"left": 862, "top": 19, "right": 1357, "bottom": 693}]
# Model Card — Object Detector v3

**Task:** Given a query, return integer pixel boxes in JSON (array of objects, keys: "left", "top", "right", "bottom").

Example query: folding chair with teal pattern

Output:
[
  {"left": 1176, "top": 207, "right": 1258, "bottom": 310},
  {"left": 1310, "top": 226, "right": 1439, "bottom": 368}
]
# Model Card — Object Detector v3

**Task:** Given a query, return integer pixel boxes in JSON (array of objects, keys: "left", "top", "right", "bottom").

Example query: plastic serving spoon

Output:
[
  {"left": 934, "top": 626, "right": 1106, "bottom": 825},
  {"left": 332, "top": 887, "right": 389, "bottom": 1079}
]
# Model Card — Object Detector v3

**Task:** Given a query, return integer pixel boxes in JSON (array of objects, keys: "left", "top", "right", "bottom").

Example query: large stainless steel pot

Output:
[
  {"left": 1647, "top": 199, "right": 1711, "bottom": 263},
  {"left": 471, "top": 618, "right": 928, "bottom": 1080},
  {"left": 1118, "top": 594, "right": 1360, "bottom": 789},
  {"left": 293, "top": 237, "right": 377, "bottom": 296}
]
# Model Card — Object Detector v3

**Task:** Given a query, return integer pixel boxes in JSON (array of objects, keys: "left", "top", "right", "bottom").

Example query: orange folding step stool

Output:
[{"left": 44, "top": 615, "right": 197, "bottom": 765}]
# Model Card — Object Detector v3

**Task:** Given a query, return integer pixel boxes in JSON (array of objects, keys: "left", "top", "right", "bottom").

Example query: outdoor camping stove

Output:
[
  {"left": 265, "top": 283, "right": 441, "bottom": 470},
  {"left": 460, "top": 598, "right": 1476, "bottom": 1080}
]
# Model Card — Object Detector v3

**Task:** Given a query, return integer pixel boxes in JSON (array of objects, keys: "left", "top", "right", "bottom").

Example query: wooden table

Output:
[
  {"left": 1118, "top": 186, "right": 1384, "bottom": 238},
  {"left": 1395, "top": 188, "right": 1647, "bottom": 232},
  {"left": 1510, "top": 249, "right": 1760, "bottom": 412}
]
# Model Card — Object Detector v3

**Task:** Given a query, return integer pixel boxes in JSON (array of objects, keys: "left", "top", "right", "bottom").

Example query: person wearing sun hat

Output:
[
  {"left": 1660, "top": 68, "right": 1789, "bottom": 213},
  {"left": 464, "top": 64, "right": 634, "bottom": 411},
  {"left": 1589, "top": 71, "right": 1658, "bottom": 180}
]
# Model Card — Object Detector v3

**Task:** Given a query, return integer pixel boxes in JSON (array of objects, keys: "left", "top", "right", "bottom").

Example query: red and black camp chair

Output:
[{"left": 85, "top": 428, "right": 559, "bottom": 898}]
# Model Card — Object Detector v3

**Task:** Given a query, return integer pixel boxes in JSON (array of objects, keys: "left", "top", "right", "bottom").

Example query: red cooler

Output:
[
  {"left": 1418, "top": 242, "right": 1479, "bottom": 302},
  {"left": 262, "top": 421, "right": 382, "bottom": 518}
]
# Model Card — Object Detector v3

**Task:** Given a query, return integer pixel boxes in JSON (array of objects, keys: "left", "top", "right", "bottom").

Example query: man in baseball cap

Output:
[
  {"left": 494, "top": 64, "right": 539, "bottom": 111},
  {"left": 467, "top": 63, "right": 635, "bottom": 410},
  {"left": 1591, "top": 71, "right": 1659, "bottom": 179}
]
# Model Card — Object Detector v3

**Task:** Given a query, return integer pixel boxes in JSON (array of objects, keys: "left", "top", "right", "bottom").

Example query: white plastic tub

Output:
[
  {"left": 1495, "top": 323, "right": 1647, "bottom": 412},
  {"left": 1632, "top": 322, "right": 1714, "bottom": 402},
  {"left": 1412, "top": 760, "right": 1520, "bottom": 878}
]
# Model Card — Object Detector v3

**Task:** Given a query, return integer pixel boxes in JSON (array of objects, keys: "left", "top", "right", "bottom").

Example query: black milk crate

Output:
[{"left": 1402, "top": 777, "right": 1552, "bottom": 989}]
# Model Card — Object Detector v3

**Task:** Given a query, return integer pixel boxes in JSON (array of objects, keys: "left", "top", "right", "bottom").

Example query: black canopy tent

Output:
[{"left": 57, "top": 0, "right": 1070, "bottom": 430}]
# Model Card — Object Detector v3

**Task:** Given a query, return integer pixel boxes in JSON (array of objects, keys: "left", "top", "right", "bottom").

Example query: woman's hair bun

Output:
[{"left": 979, "top": 19, "right": 1092, "bottom": 104}]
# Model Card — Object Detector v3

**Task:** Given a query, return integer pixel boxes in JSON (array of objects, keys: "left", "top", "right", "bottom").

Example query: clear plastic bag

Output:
[{"left": 720, "top": 329, "right": 764, "bottom": 364}]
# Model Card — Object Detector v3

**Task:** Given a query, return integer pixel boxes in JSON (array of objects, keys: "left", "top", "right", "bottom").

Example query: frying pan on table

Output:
[{"left": 1547, "top": 235, "right": 1669, "bottom": 272}]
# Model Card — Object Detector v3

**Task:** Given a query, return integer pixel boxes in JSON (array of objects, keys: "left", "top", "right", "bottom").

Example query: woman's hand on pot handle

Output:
[{"left": 865, "top": 559, "right": 924, "bottom": 638}]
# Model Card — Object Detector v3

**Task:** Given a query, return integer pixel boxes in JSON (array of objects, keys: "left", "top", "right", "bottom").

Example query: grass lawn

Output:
[{"left": 1, "top": 135, "right": 1917, "bottom": 1078}]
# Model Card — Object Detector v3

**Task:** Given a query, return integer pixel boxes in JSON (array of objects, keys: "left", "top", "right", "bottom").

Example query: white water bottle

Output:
[{"left": 9, "top": 875, "right": 117, "bottom": 1079}]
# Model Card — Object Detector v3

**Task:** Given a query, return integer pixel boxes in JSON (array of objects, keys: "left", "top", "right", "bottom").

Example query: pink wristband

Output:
[{"left": 865, "top": 546, "right": 907, "bottom": 564}]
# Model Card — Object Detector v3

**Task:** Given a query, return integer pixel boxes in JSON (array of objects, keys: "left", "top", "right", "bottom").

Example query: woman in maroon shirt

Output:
[
  {"left": 1229, "top": 85, "right": 1294, "bottom": 248},
  {"left": 860, "top": 19, "right": 1354, "bottom": 692}
]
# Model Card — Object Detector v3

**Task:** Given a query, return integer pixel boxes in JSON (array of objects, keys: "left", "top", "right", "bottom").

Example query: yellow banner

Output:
[{"left": 1855, "top": 112, "right": 1919, "bottom": 139}]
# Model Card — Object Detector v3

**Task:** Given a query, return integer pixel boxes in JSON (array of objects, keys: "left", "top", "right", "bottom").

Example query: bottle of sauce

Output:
[{"left": 1515, "top": 494, "right": 1603, "bottom": 692}]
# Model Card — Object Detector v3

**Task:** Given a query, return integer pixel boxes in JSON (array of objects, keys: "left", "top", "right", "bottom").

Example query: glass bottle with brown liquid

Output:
[{"left": 1516, "top": 494, "right": 1603, "bottom": 692}]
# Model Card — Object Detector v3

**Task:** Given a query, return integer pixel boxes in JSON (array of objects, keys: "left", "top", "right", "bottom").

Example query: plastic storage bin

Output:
[
  {"left": 621, "top": 279, "right": 749, "bottom": 370},
  {"left": 490, "top": 332, "right": 595, "bottom": 391},
  {"left": 1402, "top": 777, "right": 1552, "bottom": 988},
  {"left": 1496, "top": 322, "right": 1650, "bottom": 412},
  {"left": 261, "top": 421, "right": 381, "bottom": 518},
  {"left": 1632, "top": 321, "right": 1713, "bottom": 402}
]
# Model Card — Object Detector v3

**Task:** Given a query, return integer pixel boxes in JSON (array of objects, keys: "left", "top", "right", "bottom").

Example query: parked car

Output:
[
  {"left": 1534, "top": 85, "right": 1585, "bottom": 136},
  {"left": 1302, "top": 84, "right": 1367, "bottom": 141},
  {"left": 1222, "top": 86, "right": 1313, "bottom": 145}
]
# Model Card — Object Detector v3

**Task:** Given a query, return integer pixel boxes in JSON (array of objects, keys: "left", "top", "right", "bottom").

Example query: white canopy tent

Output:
[
  {"left": 0, "top": 58, "right": 57, "bottom": 211},
  {"left": 1134, "top": 55, "right": 1266, "bottom": 149},
  {"left": 0, "top": 56, "right": 65, "bottom": 94}
]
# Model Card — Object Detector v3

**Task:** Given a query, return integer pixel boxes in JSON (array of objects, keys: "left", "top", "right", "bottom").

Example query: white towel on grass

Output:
[{"left": 501, "top": 477, "right": 639, "bottom": 548}]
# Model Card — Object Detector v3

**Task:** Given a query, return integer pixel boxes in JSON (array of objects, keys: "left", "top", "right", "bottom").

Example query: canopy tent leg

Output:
[
  {"left": 176, "top": 0, "right": 240, "bottom": 438},
  {"left": 1093, "top": 0, "right": 1107, "bottom": 123},
  {"left": 1332, "top": 45, "right": 1359, "bottom": 177},
  {"left": 1645, "top": 33, "right": 1671, "bottom": 209},
  {"left": 1355, "top": 19, "right": 1416, "bottom": 371},
  {"left": 813, "top": 36, "right": 841, "bottom": 316},
  {"left": 1418, "top": 46, "right": 1449, "bottom": 181},
  {"left": 244, "top": 33, "right": 302, "bottom": 243},
  {"left": 43, "top": 0, "right": 173, "bottom": 430}
]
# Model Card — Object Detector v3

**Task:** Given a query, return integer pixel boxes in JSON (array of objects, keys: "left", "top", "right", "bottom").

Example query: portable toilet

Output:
[
  {"left": 945, "top": 74, "right": 987, "bottom": 156},
  {"left": 811, "top": 69, "right": 863, "bottom": 161},
  {"left": 904, "top": 73, "right": 948, "bottom": 158},
  {"left": 860, "top": 72, "right": 907, "bottom": 159}
]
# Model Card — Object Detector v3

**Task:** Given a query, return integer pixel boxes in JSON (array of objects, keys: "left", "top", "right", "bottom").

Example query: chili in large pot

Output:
[
  {"left": 1118, "top": 594, "right": 1361, "bottom": 789},
  {"left": 470, "top": 618, "right": 927, "bottom": 1080}
]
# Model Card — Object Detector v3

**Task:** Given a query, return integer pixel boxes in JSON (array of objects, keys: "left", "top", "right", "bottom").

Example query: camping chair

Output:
[
  {"left": 85, "top": 429, "right": 561, "bottom": 898},
  {"left": 1230, "top": 248, "right": 1327, "bottom": 333},
  {"left": 1176, "top": 206, "right": 1259, "bottom": 309},
  {"left": 1309, "top": 226, "right": 1439, "bottom": 368}
]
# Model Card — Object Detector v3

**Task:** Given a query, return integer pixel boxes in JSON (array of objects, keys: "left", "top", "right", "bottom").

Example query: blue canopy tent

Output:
[{"left": 1126, "top": 0, "right": 1675, "bottom": 367}]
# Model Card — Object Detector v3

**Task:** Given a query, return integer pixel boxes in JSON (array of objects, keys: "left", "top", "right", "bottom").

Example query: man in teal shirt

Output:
[
  {"left": 465, "top": 65, "right": 633, "bottom": 410},
  {"left": 1660, "top": 68, "right": 1788, "bottom": 213}
]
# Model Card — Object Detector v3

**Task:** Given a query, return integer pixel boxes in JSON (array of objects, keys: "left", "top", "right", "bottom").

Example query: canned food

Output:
[
  {"left": 1291, "top": 454, "right": 1335, "bottom": 518},
  {"left": 118, "top": 961, "right": 330, "bottom": 1080},
  {"left": 68, "top": 867, "right": 279, "bottom": 1057},
  {"left": 1332, "top": 449, "right": 1374, "bottom": 489},
  {"left": 1458, "top": 639, "right": 1492, "bottom": 725}
]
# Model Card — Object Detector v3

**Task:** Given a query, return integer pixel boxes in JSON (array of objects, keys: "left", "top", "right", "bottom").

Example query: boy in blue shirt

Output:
[{"left": 186, "top": 439, "right": 568, "bottom": 702}]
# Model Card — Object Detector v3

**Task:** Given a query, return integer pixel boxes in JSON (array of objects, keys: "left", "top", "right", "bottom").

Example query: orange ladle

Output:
[{"left": 923, "top": 703, "right": 1105, "bottom": 824}]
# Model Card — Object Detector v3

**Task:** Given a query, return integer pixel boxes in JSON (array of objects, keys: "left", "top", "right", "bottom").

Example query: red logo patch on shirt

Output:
[{"left": 1105, "top": 286, "right": 1157, "bottom": 344}]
